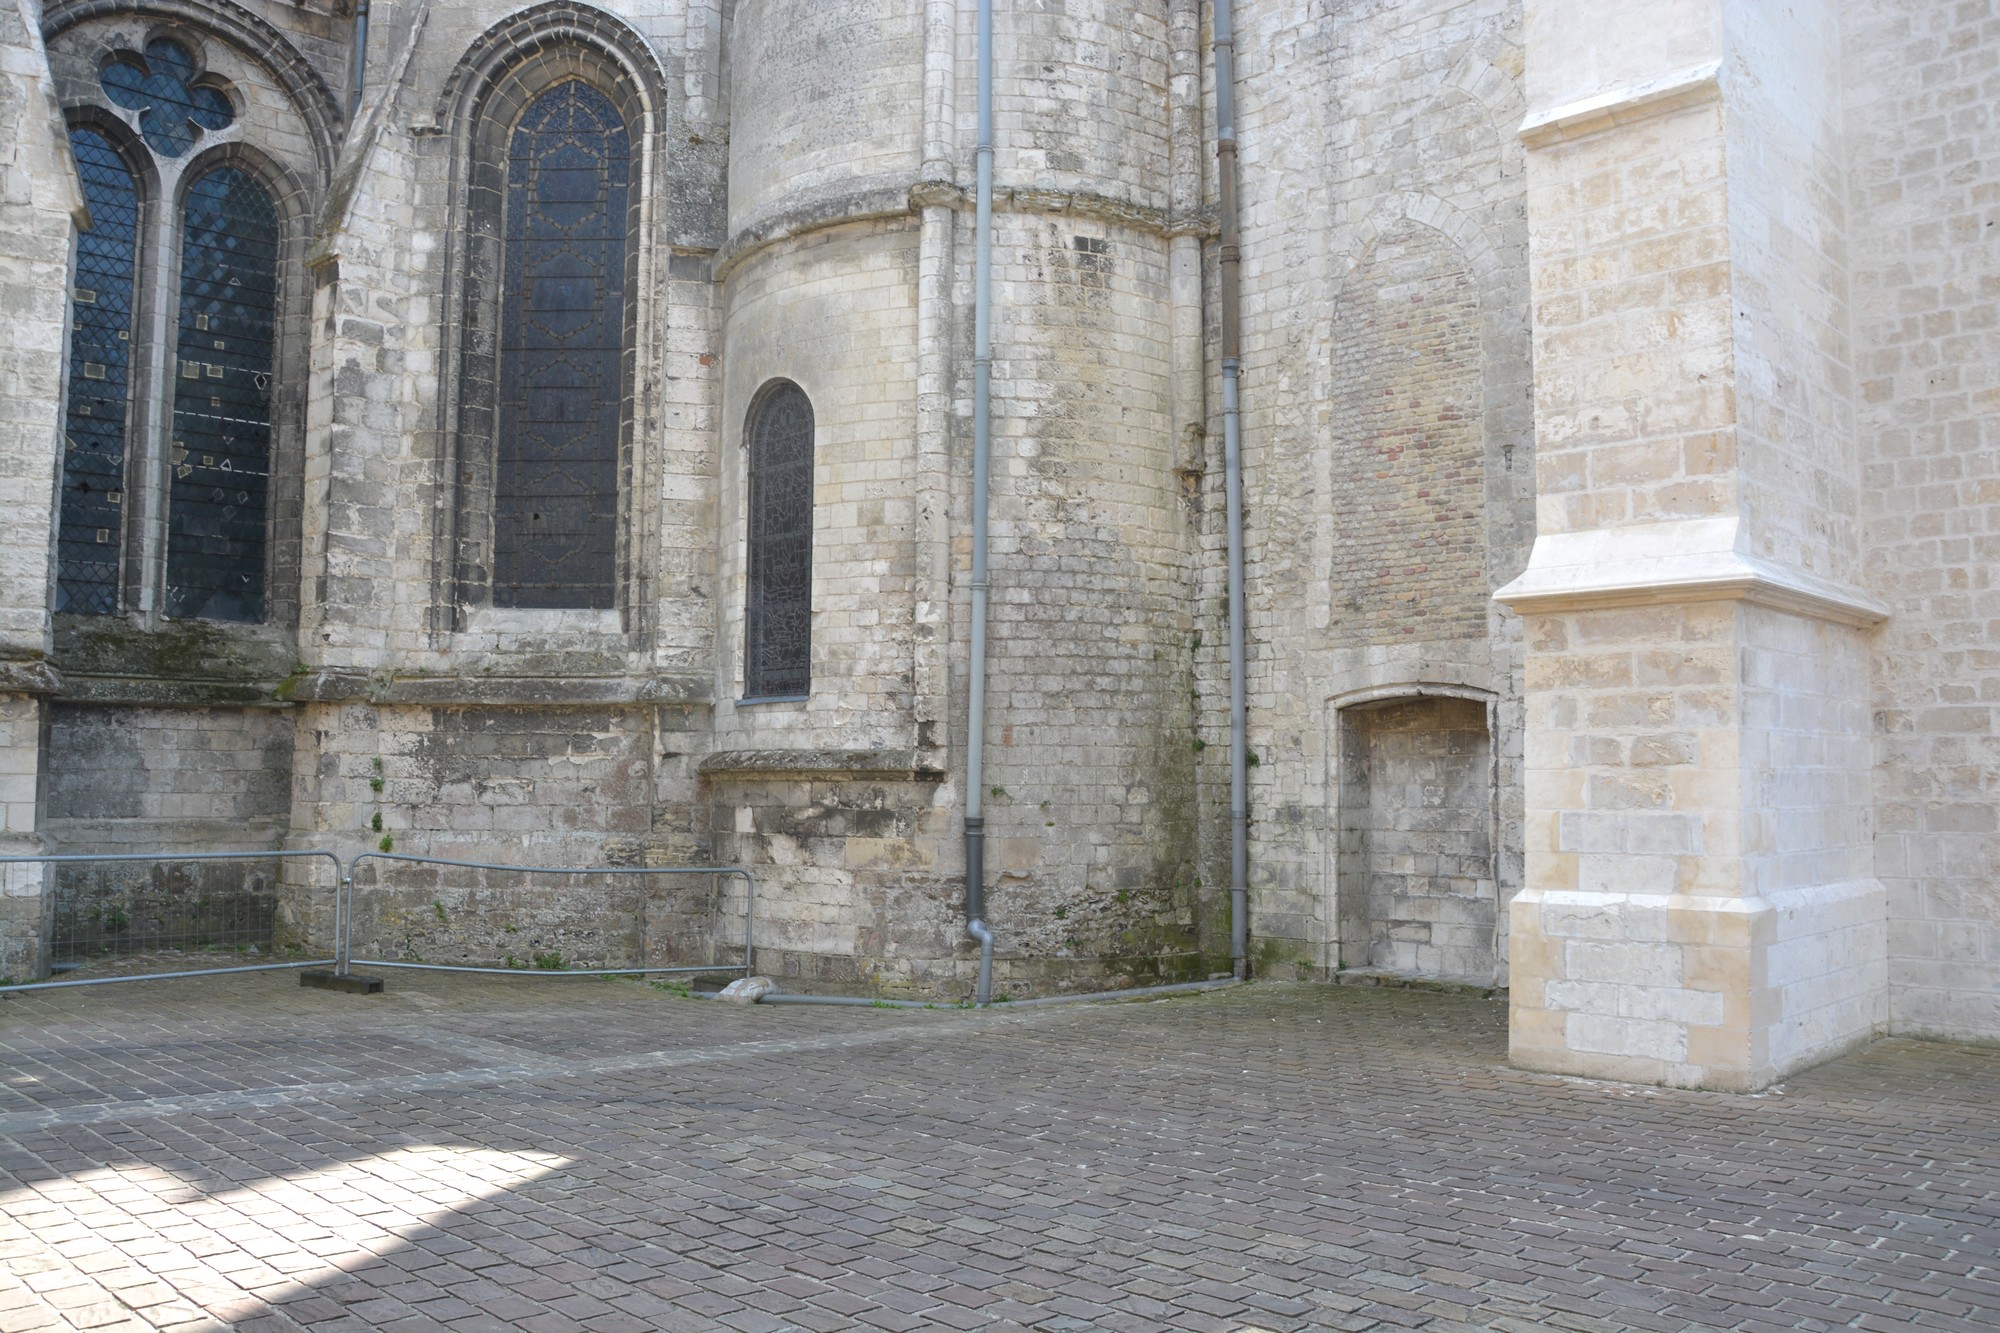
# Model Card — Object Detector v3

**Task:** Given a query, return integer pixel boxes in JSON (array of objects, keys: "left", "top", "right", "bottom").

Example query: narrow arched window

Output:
[
  {"left": 56, "top": 127, "right": 140, "bottom": 615},
  {"left": 164, "top": 163, "right": 278, "bottom": 622},
  {"left": 492, "top": 80, "right": 629, "bottom": 608},
  {"left": 744, "top": 382, "right": 814, "bottom": 699}
]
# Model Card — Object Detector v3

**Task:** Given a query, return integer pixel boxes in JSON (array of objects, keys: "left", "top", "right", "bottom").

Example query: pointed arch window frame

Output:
[
  {"left": 56, "top": 118, "right": 148, "bottom": 616},
  {"left": 51, "top": 31, "right": 314, "bottom": 629},
  {"left": 742, "top": 379, "right": 815, "bottom": 702},
  {"left": 442, "top": 47, "right": 651, "bottom": 626}
]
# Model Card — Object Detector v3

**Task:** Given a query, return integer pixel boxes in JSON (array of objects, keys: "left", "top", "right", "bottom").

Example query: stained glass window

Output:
[
  {"left": 492, "top": 80, "right": 629, "bottom": 608},
  {"left": 56, "top": 128, "right": 140, "bottom": 615},
  {"left": 745, "top": 382, "right": 814, "bottom": 698},
  {"left": 164, "top": 164, "right": 277, "bottom": 623}
]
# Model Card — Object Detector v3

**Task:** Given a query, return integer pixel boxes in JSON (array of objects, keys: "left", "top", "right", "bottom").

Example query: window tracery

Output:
[
  {"left": 52, "top": 27, "right": 293, "bottom": 624},
  {"left": 99, "top": 37, "right": 233, "bottom": 158},
  {"left": 446, "top": 38, "right": 652, "bottom": 625}
]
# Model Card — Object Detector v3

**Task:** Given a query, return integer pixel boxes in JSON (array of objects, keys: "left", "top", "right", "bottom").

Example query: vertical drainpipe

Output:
[
  {"left": 349, "top": 0, "right": 370, "bottom": 118},
  {"left": 1214, "top": 0, "right": 1249, "bottom": 977},
  {"left": 962, "top": 0, "right": 997, "bottom": 1006}
]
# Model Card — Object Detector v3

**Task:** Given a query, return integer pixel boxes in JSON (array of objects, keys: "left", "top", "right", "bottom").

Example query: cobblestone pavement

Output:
[{"left": 1, "top": 976, "right": 1995, "bottom": 1333}]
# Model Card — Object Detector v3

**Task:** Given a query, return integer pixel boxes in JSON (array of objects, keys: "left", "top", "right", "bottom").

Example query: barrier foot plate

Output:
[{"left": 300, "top": 969, "right": 384, "bottom": 994}]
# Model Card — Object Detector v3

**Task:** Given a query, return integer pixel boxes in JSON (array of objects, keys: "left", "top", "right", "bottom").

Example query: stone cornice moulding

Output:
[
  {"left": 1493, "top": 516, "right": 1889, "bottom": 628},
  {"left": 712, "top": 181, "right": 1213, "bottom": 283},
  {"left": 283, "top": 671, "right": 712, "bottom": 707},
  {"left": 699, "top": 749, "right": 946, "bottom": 781},
  {"left": 1518, "top": 60, "right": 1722, "bottom": 149}
]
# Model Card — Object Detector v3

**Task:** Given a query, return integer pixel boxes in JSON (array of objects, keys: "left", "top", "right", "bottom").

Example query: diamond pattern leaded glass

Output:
[
  {"left": 493, "top": 80, "right": 628, "bottom": 608},
  {"left": 745, "top": 384, "right": 814, "bottom": 698},
  {"left": 164, "top": 164, "right": 277, "bottom": 622},
  {"left": 57, "top": 128, "right": 140, "bottom": 616},
  {"left": 100, "top": 38, "right": 233, "bottom": 158}
]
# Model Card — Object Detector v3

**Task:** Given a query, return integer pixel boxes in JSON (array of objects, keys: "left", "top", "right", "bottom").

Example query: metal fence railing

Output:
[
  {"left": 0, "top": 850, "right": 755, "bottom": 994},
  {"left": 0, "top": 851, "right": 343, "bottom": 991}
]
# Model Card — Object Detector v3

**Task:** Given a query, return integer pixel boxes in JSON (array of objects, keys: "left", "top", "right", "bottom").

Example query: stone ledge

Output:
[
  {"left": 1519, "top": 60, "right": 1722, "bottom": 148},
  {"left": 284, "top": 672, "right": 711, "bottom": 707},
  {"left": 0, "top": 660, "right": 63, "bottom": 696},
  {"left": 1493, "top": 517, "right": 1890, "bottom": 627},
  {"left": 699, "top": 749, "right": 946, "bottom": 781},
  {"left": 714, "top": 181, "right": 1211, "bottom": 282},
  {"left": 57, "top": 674, "right": 287, "bottom": 707}
]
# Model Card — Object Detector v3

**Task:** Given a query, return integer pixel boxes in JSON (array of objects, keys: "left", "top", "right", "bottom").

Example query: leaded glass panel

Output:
[
  {"left": 164, "top": 164, "right": 277, "bottom": 622},
  {"left": 745, "top": 383, "right": 814, "bottom": 698},
  {"left": 57, "top": 128, "right": 140, "bottom": 615},
  {"left": 493, "top": 80, "right": 628, "bottom": 608}
]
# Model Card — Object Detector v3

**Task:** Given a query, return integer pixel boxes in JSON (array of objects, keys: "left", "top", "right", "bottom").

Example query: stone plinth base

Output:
[
  {"left": 0, "top": 846, "right": 49, "bottom": 985},
  {"left": 1509, "top": 881, "right": 1887, "bottom": 1091},
  {"left": 300, "top": 969, "right": 384, "bottom": 994}
]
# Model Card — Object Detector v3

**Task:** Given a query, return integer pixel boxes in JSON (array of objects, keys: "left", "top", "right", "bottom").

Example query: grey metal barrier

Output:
[
  {"left": 339, "top": 852, "right": 757, "bottom": 982},
  {"left": 0, "top": 850, "right": 344, "bottom": 993}
]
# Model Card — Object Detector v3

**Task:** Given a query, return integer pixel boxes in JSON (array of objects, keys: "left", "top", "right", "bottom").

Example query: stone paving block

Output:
[{"left": 0, "top": 975, "right": 1996, "bottom": 1332}]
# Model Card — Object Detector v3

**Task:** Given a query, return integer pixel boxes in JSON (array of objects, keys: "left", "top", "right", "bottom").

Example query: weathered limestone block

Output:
[{"left": 1500, "top": 0, "right": 1891, "bottom": 1089}]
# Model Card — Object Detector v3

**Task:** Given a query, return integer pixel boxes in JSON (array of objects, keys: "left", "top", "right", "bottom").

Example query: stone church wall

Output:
[
  {"left": 3, "top": 0, "right": 1993, "bottom": 1057},
  {"left": 967, "top": 0, "right": 1205, "bottom": 987},
  {"left": 1222, "top": 0, "right": 1533, "bottom": 981},
  {"left": 1847, "top": 0, "right": 2000, "bottom": 1043}
]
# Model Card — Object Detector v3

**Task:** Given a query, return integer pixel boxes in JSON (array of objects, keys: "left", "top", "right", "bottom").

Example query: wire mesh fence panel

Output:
[
  {"left": 50, "top": 856, "right": 281, "bottom": 967},
  {"left": 0, "top": 851, "right": 746, "bottom": 991},
  {"left": 0, "top": 852, "right": 341, "bottom": 992}
]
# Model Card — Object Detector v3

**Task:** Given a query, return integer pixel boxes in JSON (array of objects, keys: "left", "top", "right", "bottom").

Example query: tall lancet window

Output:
[
  {"left": 165, "top": 164, "right": 278, "bottom": 622},
  {"left": 57, "top": 128, "right": 140, "bottom": 614},
  {"left": 493, "top": 80, "right": 629, "bottom": 608},
  {"left": 744, "top": 382, "right": 814, "bottom": 699}
]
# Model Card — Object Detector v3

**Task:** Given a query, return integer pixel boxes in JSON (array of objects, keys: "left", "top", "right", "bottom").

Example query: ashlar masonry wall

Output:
[
  {"left": 1224, "top": 0, "right": 1533, "bottom": 981},
  {"left": 284, "top": 0, "right": 716, "bottom": 954},
  {"left": 1847, "top": 0, "right": 2000, "bottom": 1044}
]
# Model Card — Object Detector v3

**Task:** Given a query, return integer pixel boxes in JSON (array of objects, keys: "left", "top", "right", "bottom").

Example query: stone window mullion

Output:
[{"left": 124, "top": 159, "right": 185, "bottom": 617}]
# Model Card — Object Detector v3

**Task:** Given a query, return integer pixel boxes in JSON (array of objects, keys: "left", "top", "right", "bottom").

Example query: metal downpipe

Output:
[
  {"left": 349, "top": 1, "right": 369, "bottom": 117},
  {"left": 963, "top": 0, "right": 996, "bottom": 1007},
  {"left": 1214, "top": 0, "right": 1249, "bottom": 977}
]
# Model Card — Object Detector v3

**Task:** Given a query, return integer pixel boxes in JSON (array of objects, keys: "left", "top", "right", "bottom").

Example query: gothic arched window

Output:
[
  {"left": 57, "top": 127, "right": 141, "bottom": 615},
  {"left": 52, "top": 29, "right": 306, "bottom": 625},
  {"left": 744, "top": 382, "right": 814, "bottom": 699},
  {"left": 164, "top": 164, "right": 278, "bottom": 622},
  {"left": 492, "top": 80, "right": 629, "bottom": 609}
]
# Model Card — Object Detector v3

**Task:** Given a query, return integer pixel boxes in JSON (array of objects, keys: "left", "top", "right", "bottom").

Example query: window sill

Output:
[{"left": 736, "top": 694, "right": 809, "bottom": 708}]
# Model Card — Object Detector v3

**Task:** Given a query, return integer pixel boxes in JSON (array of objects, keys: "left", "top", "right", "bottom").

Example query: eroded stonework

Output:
[{"left": 0, "top": 0, "right": 1992, "bottom": 1086}]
